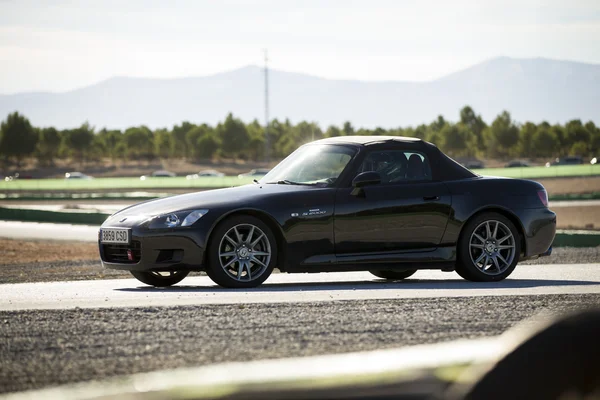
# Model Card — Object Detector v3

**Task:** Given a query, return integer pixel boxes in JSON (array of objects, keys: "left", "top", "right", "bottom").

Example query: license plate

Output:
[{"left": 100, "top": 228, "right": 130, "bottom": 244}]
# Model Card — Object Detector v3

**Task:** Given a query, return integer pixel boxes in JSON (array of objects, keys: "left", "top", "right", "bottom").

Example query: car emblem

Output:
[{"left": 119, "top": 217, "right": 127, "bottom": 223}]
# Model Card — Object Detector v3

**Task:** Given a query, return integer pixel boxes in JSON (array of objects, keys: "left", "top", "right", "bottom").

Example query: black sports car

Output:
[{"left": 99, "top": 136, "right": 556, "bottom": 288}]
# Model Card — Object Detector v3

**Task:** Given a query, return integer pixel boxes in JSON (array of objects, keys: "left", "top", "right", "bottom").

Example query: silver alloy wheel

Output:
[
  {"left": 469, "top": 220, "right": 516, "bottom": 275},
  {"left": 218, "top": 223, "right": 271, "bottom": 282}
]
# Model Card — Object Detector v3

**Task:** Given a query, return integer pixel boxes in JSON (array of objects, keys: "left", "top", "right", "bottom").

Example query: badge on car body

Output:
[{"left": 291, "top": 209, "right": 327, "bottom": 218}]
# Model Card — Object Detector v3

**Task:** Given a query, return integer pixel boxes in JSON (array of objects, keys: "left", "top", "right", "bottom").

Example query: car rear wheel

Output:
[
  {"left": 456, "top": 212, "right": 521, "bottom": 282},
  {"left": 130, "top": 270, "right": 189, "bottom": 287},
  {"left": 206, "top": 215, "right": 277, "bottom": 288},
  {"left": 369, "top": 269, "right": 417, "bottom": 280}
]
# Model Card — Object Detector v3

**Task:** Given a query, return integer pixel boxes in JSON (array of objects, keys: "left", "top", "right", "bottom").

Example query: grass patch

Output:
[
  {"left": 0, "top": 176, "right": 255, "bottom": 191},
  {"left": 477, "top": 164, "right": 600, "bottom": 179}
]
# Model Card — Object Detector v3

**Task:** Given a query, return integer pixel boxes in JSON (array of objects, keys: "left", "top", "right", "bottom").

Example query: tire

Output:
[
  {"left": 205, "top": 215, "right": 277, "bottom": 288},
  {"left": 130, "top": 270, "right": 189, "bottom": 287},
  {"left": 369, "top": 269, "right": 417, "bottom": 280},
  {"left": 456, "top": 212, "right": 521, "bottom": 282}
]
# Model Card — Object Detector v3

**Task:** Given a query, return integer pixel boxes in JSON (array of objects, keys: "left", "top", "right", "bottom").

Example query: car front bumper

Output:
[{"left": 99, "top": 228, "right": 206, "bottom": 272}]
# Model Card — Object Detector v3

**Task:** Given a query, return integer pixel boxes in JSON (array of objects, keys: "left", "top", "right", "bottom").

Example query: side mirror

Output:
[{"left": 352, "top": 171, "right": 381, "bottom": 188}]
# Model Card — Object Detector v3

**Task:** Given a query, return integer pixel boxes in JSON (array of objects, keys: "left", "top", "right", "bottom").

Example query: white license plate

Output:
[{"left": 100, "top": 228, "right": 130, "bottom": 244}]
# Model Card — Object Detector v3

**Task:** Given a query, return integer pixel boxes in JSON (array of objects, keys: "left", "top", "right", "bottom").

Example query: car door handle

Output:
[{"left": 423, "top": 196, "right": 440, "bottom": 201}]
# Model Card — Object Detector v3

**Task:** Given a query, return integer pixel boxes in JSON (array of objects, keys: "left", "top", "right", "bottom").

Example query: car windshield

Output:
[{"left": 261, "top": 144, "right": 356, "bottom": 186}]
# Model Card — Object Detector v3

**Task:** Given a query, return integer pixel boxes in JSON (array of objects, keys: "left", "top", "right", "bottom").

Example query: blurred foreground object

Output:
[{"left": 5, "top": 309, "right": 598, "bottom": 400}]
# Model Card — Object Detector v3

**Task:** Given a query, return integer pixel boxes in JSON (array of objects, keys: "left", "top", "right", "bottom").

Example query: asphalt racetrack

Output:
[{"left": 1, "top": 264, "right": 600, "bottom": 311}]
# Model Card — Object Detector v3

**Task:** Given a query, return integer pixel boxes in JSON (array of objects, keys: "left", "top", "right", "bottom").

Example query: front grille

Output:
[{"left": 102, "top": 240, "right": 141, "bottom": 264}]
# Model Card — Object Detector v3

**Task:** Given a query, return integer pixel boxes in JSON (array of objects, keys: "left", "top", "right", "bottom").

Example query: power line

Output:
[{"left": 263, "top": 49, "right": 270, "bottom": 164}]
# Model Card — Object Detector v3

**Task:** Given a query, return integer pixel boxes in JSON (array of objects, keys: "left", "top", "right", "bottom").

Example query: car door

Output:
[{"left": 333, "top": 148, "right": 452, "bottom": 255}]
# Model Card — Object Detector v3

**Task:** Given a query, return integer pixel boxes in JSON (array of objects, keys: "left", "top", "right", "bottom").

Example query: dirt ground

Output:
[
  {"left": 536, "top": 176, "right": 600, "bottom": 195},
  {"left": 0, "top": 239, "right": 128, "bottom": 284},
  {"left": 553, "top": 205, "right": 600, "bottom": 230}
]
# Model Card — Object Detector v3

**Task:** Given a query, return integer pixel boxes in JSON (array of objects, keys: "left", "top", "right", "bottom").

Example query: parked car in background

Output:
[
  {"left": 186, "top": 169, "right": 225, "bottom": 179},
  {"left": 141, "top": 170, "right": 177, "bottom": 180},
  {"left": 199, "top": 169, "right": 225, "bottom": 177},
  {"left": 238, "top": 168, "right": 270, "bottom": 178},
  {"left": 152, "top": 170, "right": 176, "bottom": 177},
  {"left": 464, "top": 160, "right": 485, "bottom": 170},
  {"left": 545, "top": 156, "right": 583, "bottom": 167},
  {"left": 3, "top": 172, "right": 31, "bottom": 181},
  {"left": 505, "top": 160, "right": 530, "bottom": 168},
  {"left": 65, "top": 172, "right": 93, "bottom": 179}
]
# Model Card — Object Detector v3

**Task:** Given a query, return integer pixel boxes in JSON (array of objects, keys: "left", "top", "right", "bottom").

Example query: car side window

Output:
[{"left": 359, "top": 150, "right": 432, "bottom": 184}]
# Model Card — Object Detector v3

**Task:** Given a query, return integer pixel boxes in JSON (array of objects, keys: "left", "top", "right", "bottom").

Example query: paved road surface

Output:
[
  {"left": 1, "top": 264, "right": 598, "bottom": 311},
  {"left": 0, "top": 220, "right": 98, "bottom": 241}
]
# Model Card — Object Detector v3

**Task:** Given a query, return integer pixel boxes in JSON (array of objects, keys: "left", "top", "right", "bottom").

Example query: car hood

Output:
[{"left": 108, "top": 183, "right": 312, "bottom": 219}]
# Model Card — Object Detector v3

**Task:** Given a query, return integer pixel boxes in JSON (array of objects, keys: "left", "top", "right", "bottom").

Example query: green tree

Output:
[
  {"left": 551, "top": 125, "right": 567, "bottom": 156},
  {"left": 439, "top": 124, "right": 471, "bottom": 157},
  {"left": 0, "top": 112, "right": 38, "bottom": 166},
  {"left": 62, "top": 122, "right": 94, "bottom": 164},
  {"left": 35, "top": 127, "right": 61, "bottom": 166},
  {"left": 246, "top": 120, "right": 264, "bottom": 161},
  {"left": 518, "top": 122, "right": 537, "bottom": 159},
  {"left": 196, "top": 134, "right": 220, "bottom": 159},
  {"left": 325, "top": 125, "right": 341, "bottom": 138},
  {"left": 413, "top": 124, "right": 428, "bottom": 140},
  {"left": 459, "top": 106, "right": 486, "bottom": 154},
  {"left": 185, "top": 124, "right": 213, "bottom": 160},
  {"left": 565, "top": 119, "right": 591, "bottom": 155},
  {"left": 429, "top": 115, "right": 448, "bottom": 132},
  {"left": 531, "top": 127, "right": 558, "bottom": 158},
  {"left": 342, "top": 121, "right": 354, "bottom": 136},
  {"left": 217, "top": 113, "right": 249, "bottom": 157},
  {"left": 154, "top": 128, "right": 174, "bottom": 159},
  {"left": 485, "top": 111, "right": 519, "bottom": 158},
  {"left": 172, "top": 121, "right": 196, "bottom": 158},
  {"left": 586, "top": 121, "right": 600, "bottom": 154},
  {"left": 268, "top": 119, "right": 291, "bottom": 158},
  {"left": 97, "top": 129, "right": 123, "bottom": 162},
  {"left": 570, "top": 141, "right": 588, "bottom": 157},
  {"left": 123, "top": 126, "right": 154, "bottom": 160}
]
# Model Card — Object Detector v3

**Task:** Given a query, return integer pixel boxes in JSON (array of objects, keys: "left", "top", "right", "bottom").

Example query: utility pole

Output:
[{"left": 263, "top": 49, "right": 270, "bottom": 164}]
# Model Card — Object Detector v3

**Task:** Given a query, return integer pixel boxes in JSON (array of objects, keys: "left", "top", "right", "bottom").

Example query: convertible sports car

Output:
[{"left": 99, "top": 136, "right": 556, "bottom": 288}]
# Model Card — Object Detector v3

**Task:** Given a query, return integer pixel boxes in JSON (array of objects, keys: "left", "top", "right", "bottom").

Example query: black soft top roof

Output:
[
  {"left": 310, "top": 135, "right": 476, "bottom": 182},
  {"left": 312, "top": 135, "right": 422, "bottom": 146}
]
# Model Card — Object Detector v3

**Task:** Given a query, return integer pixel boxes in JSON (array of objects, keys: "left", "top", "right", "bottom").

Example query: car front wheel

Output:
[
  {"left": 456, "top": 212, "right": 521, "bottom": 282},
  {"left": 206, "top": 215, "right": 277, "bottom": 288},
  {"left": 130, "top": 270, "right": 189, "bottom": 287}
]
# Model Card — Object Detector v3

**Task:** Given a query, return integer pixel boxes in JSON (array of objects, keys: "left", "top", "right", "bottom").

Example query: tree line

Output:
[{"left": 1, "top": 106, "right": 599, "bottom": 168}]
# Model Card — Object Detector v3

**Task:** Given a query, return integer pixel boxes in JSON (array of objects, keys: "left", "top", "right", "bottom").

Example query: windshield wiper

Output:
[{"left": 266, "top": 180, "right": 312, "bottom": 186}]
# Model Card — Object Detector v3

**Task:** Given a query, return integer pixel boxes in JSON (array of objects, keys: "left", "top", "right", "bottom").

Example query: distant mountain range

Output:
[{"left": 1, "top": 57, "right": 598, "bottom": 129}]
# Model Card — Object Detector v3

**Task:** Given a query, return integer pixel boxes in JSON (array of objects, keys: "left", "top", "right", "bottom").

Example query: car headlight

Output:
[{"left": 148, "top": 209, "right": 209, "bottom": 229}]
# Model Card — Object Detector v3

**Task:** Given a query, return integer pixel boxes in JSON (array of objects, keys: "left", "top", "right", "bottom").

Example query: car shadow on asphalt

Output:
[{"left": 115, "top": 278, "right": 598, "bottom": 293}]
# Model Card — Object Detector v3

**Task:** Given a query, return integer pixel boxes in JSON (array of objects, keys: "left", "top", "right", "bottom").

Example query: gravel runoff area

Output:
[
  {"left": 0, "top": 294, "right": 599, "bottom": 394},
  {"left": 0, "top": 238, "right": 599, "bottom": 284}
]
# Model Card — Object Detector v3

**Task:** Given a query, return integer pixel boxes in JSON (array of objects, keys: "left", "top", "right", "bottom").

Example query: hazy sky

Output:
[{"left": 1, "top": 0, "right": 599, "bottom": 94}]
